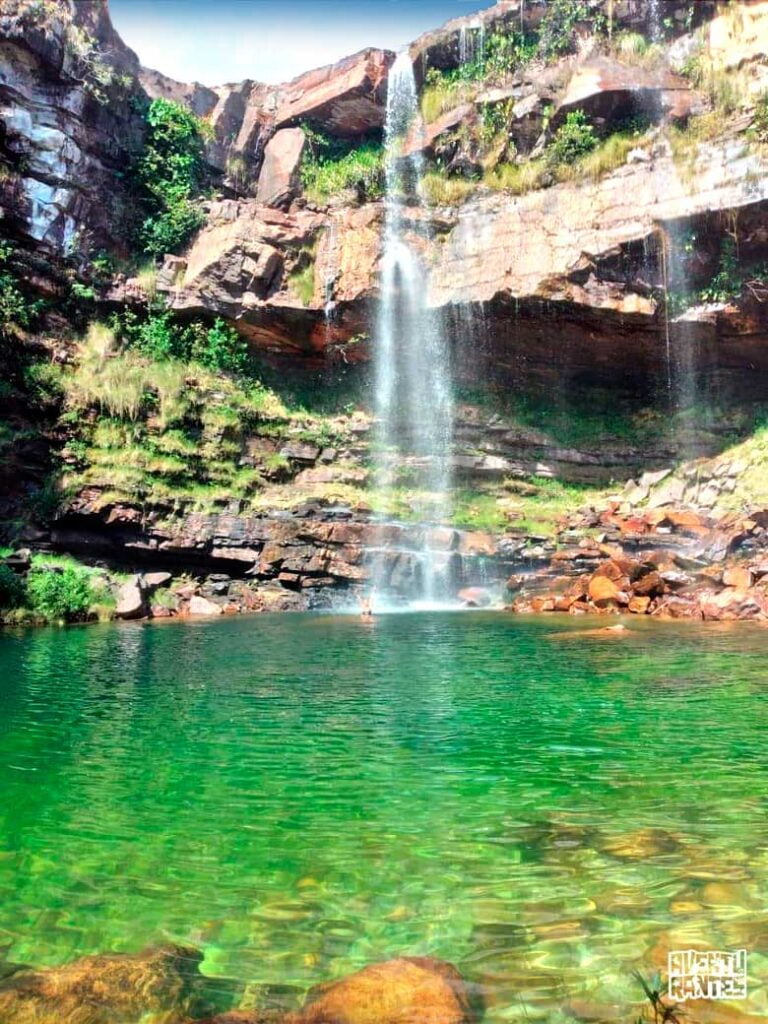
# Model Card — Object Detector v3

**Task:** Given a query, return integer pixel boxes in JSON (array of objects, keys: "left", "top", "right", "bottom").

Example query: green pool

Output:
[{"left": 1, "top": 612, "right": 767, "bottom": 1020}]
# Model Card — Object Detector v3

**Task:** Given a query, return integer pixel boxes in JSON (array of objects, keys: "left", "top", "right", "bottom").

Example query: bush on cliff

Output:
[
  {"left": 0, "top": 565, "right": 25, "bottom": 610},
  {"left": 300, "top": 127, "right": 384, "bottom": 204},
  {"left": 26, "top": 565, "right": 94, "bottom": 622},
  {"left": 546, "top": 110, "right": 598, "bottom": 168},
  {"left": 115, "top": 309, "right": 248, "bottom": 374},
  {"left": 136, "top": 98, "right": 208, "bottom": 257},
  {"left": 0, "top": 243, "right": 43, "bottom": 338}
]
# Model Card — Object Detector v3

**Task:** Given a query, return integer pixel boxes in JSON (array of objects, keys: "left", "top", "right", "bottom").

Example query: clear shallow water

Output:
[{"left": 1, "top": 613, "right": 768, "bottom": 1021}]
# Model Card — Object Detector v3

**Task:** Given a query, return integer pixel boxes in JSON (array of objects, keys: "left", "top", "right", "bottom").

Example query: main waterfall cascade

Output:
[{"left": 371, "top": 52, "right": 456, "bottom": 606}]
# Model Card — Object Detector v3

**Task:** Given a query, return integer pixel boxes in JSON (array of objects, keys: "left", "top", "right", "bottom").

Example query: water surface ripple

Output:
[{"left": 1, "top": 613, "right": 767, "bottom": 1020}]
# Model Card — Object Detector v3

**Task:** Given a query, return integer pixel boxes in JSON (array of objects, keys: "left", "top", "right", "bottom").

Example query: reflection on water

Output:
[{"left": 1, "top": 613, "right": 768, "bottom": 1021}]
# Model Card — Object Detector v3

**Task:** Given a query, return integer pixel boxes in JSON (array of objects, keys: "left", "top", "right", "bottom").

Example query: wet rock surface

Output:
[{"left": 0, "top": 944, "right": 207, "bottom": 1024}]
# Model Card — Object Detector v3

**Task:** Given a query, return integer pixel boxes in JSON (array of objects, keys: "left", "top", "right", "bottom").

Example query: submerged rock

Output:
[
  {"left": 0, "top": 944, "right": 206, "bottom": 1024},
  {"left": 297, "top": 957, "right": 476, "bottom": 1024},
  {"left": 599, "top": 827, "right": 680, "bottom": 861}
]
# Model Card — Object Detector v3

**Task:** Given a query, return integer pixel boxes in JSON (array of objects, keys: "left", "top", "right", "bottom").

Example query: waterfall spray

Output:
[{"left": 372, "top": 52, "right": 454, "bottom": 604}]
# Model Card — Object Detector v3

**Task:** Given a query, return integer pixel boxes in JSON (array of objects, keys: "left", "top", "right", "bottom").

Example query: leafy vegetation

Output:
[
  {"left": 0, "top": 243, "right": 42, "bottom": 338},
  {"left": 450, "top": 477, "right": 611, "bottom": 536},
  {"left": 300, "top": 126, "right": 384, "bottom": 204},
  {"left": 135, "top": 98, "right": 208, "bottom": 257},
  {"left": 26, "top": 563, "right": 94, "bottom": 622},
  {"left": 420, "top": 0, "right": 607, "bottom": 124},
  {"left": 420, "top": 171, "right": 477, "bottom": 206},
  {"left": 420, "top": 29, "right": 536, "bottom": 123},
  {"left": 0, "top": 565, "right": 25, "bottom": 610},
  {"left": 288, "top": 241, "right": 318, "bottom": 306},
  {"left": 748, "top": 92, "right": 768, "bottom": 144},
  {"left": 546, "top": 110, "right": 598, "bottom": 168},
  {"left": 667, "top": 236, "right": 768, "bottom": 313},
  {"left": 105, "top": 309, "right": 248, "bottom": 374},
  {"left": 538, "top": 0, "right": 604, "bottom": 59},
  {"left": 58, "top": 319, "right": 348, "bottom": 511}
]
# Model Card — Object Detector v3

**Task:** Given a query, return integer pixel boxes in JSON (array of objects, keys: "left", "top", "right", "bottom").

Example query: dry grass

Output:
[
  {"left": 669, "top": 110, "right": 729, "bottom": 182},
  {"left": 484, "top": 159, "right": 548, "bottom": 195},
  {"left": 135, "top": 261, "right": 158, "bottom": 301},
  {"left": 607, "top": 31, "right": 666, "bottom": 69},
  {"left": 557, "top": 132, "right": 648, "bottom": 183},
  {"left": 420, "top": 79, "right": 476, "bottom": 125},
  {"left": 420, "top": 171, "right": 478, "bottom": 206}
]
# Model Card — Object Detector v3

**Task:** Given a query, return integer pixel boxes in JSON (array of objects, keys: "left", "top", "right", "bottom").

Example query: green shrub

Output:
[
  {"left": 26, "top": 565, "right": 94, "bottom": 622},
  {"left": 538, "top": 0, "right": 604, "bottom": 59},
  {"left": 0, "top": 243, "right": 41, "bottom": 337},
  {"left": 116, "top": 310, "right": 247, "bottom": 374},
  {"left": 420, "top": 30, "right": 535, "bottom": 122},
  {"left": 136, "top": 98, "right": 208, "bottom": 257},
  {"left": 748, "top": 92, "right": 768, "bottom": 143},
  {"left": 0, "top": 565, "right": 25, "bottom": 610},
  {"left": 547, "top": 110, "right": 598, "bottom": 167},
  {"left": 483, "top": 29, "right": 538, "bottom": 77},
  {"left": 23, "top": 361, "right": 65, "bottom": 404},
  {"left": 300, "top": 128, "right": 384, "bottom": 204},
  {"left": 192, "top": 318, "right": 248, "bottom": 374}
]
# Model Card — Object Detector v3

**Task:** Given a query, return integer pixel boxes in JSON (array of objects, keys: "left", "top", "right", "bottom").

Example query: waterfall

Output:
[
  {"left": 459, "top": 22, "right": 485, "bottom": 67},
  {"left": 323, "top": 216, "right": 338, "bottom": 338},
  {"left": 648, "top": 0, "right": 663, "bottom": 41},
  {"left": 372, "top": 51, "right": 454, "bottom": 605}
]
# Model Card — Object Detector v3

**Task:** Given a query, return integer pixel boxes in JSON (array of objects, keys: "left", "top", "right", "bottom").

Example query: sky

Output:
[{"left": 110, "top": 0, "right": 489, "bottom": 86}]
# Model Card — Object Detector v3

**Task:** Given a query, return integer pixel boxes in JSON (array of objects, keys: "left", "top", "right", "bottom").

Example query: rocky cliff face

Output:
[
  {"left": 0, "top": 0, "right": 143, "bottom": 254},
  {"left": 141, "top": 0, "right": 768, "bottom": 408},
  {"left": 2, "top": 0, "right": 768, "bottom": 616}
]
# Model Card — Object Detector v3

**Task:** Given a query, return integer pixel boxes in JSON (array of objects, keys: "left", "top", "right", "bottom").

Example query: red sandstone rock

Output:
[
  {"left": 297, "top": 957, "right": 474, "bottom": 1024},
  {"left": 274, "top": 49, "right": 393, "bottom": 137},
  {"left": 631, "top": 571, "right": 665, "bottom": 598},
  {"left": 651, "top": 596, "right": 703, "bottom": 620},
  {"left": 588, "top": 575, "right": 622, "bottom": 606},
  {"left": 628, "top": 595, "right": 651, "bottom": 614},
  {"left": 723, "top": 565, "right": 754, "bottom": 590},
  {"left": 256, "top": 128, "right": 306, "bottom": 209},
  {"left": 0, "top": 944, "right": 205, "bottom": 1024}
]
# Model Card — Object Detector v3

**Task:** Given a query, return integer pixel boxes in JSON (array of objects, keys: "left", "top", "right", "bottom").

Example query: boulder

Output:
[
  {"left": 457, "top": 531, "right": 497, "bottom": 557},
  {"left": 188, "top": 595, "right": 224, "bottom": 617},
  {"left": 600, "top": 827, "right": 680, "bottom": 861},
  {"left": 115, "top": 577, "right": 147, "bottom": 620},
  {"left": 257, "top": 128, "right": 306, "bottom": 209},
  {"left": 723, "top": 565, "right": 754, "bottom": 590},
  {"left": 142, "top": 571, "right": 173, "bottom": 589},
  {"left": 630, "top": 570, "right": 666, "bottom": 597},
  {"left": 628, "top": 595, "right": 651, "bottom": 614},
  {"left": 458, "top": 587, "right": 492, "bottom": 608},
  {"left": 700, "top": 588, "right": 763, "bottom": 621},
  {"left": 588, "top": 575, "right": 622, "bottom": 606},
  {"left": 555, "top": 56, "right": 693, "bottom": 128},
  {"left": 297, "top": 957, "right": 474, "bottom": 1024},
  {"left": 3, "top": 548, "right": 31, "bottom": 571},
  {"left": 0, "top": 944, "right": 205, "bottom": 1024},
  {"left": 274, "top": 49, "right": 394, "bottom": 137}
]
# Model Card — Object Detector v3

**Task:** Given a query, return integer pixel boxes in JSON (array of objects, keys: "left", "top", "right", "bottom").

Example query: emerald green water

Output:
[{"left": 1, "top": 613, "right": 768, "bottom": 1020}]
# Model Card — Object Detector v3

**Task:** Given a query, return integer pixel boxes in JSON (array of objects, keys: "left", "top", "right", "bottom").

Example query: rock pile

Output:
[{"left": 509, "top": 500, "right": 768, "bottom": 621}]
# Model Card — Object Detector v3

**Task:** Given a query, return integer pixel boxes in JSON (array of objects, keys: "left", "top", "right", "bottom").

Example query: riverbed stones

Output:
[
  {"left": 0, "top": 944, "right": 206, "bottom": 1024},
  {"left": 599, "top": 827, "right": 680, "bottom": 861},
  {"left": 297, "top": 957, "right": 475, "bottom": 1024}
]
